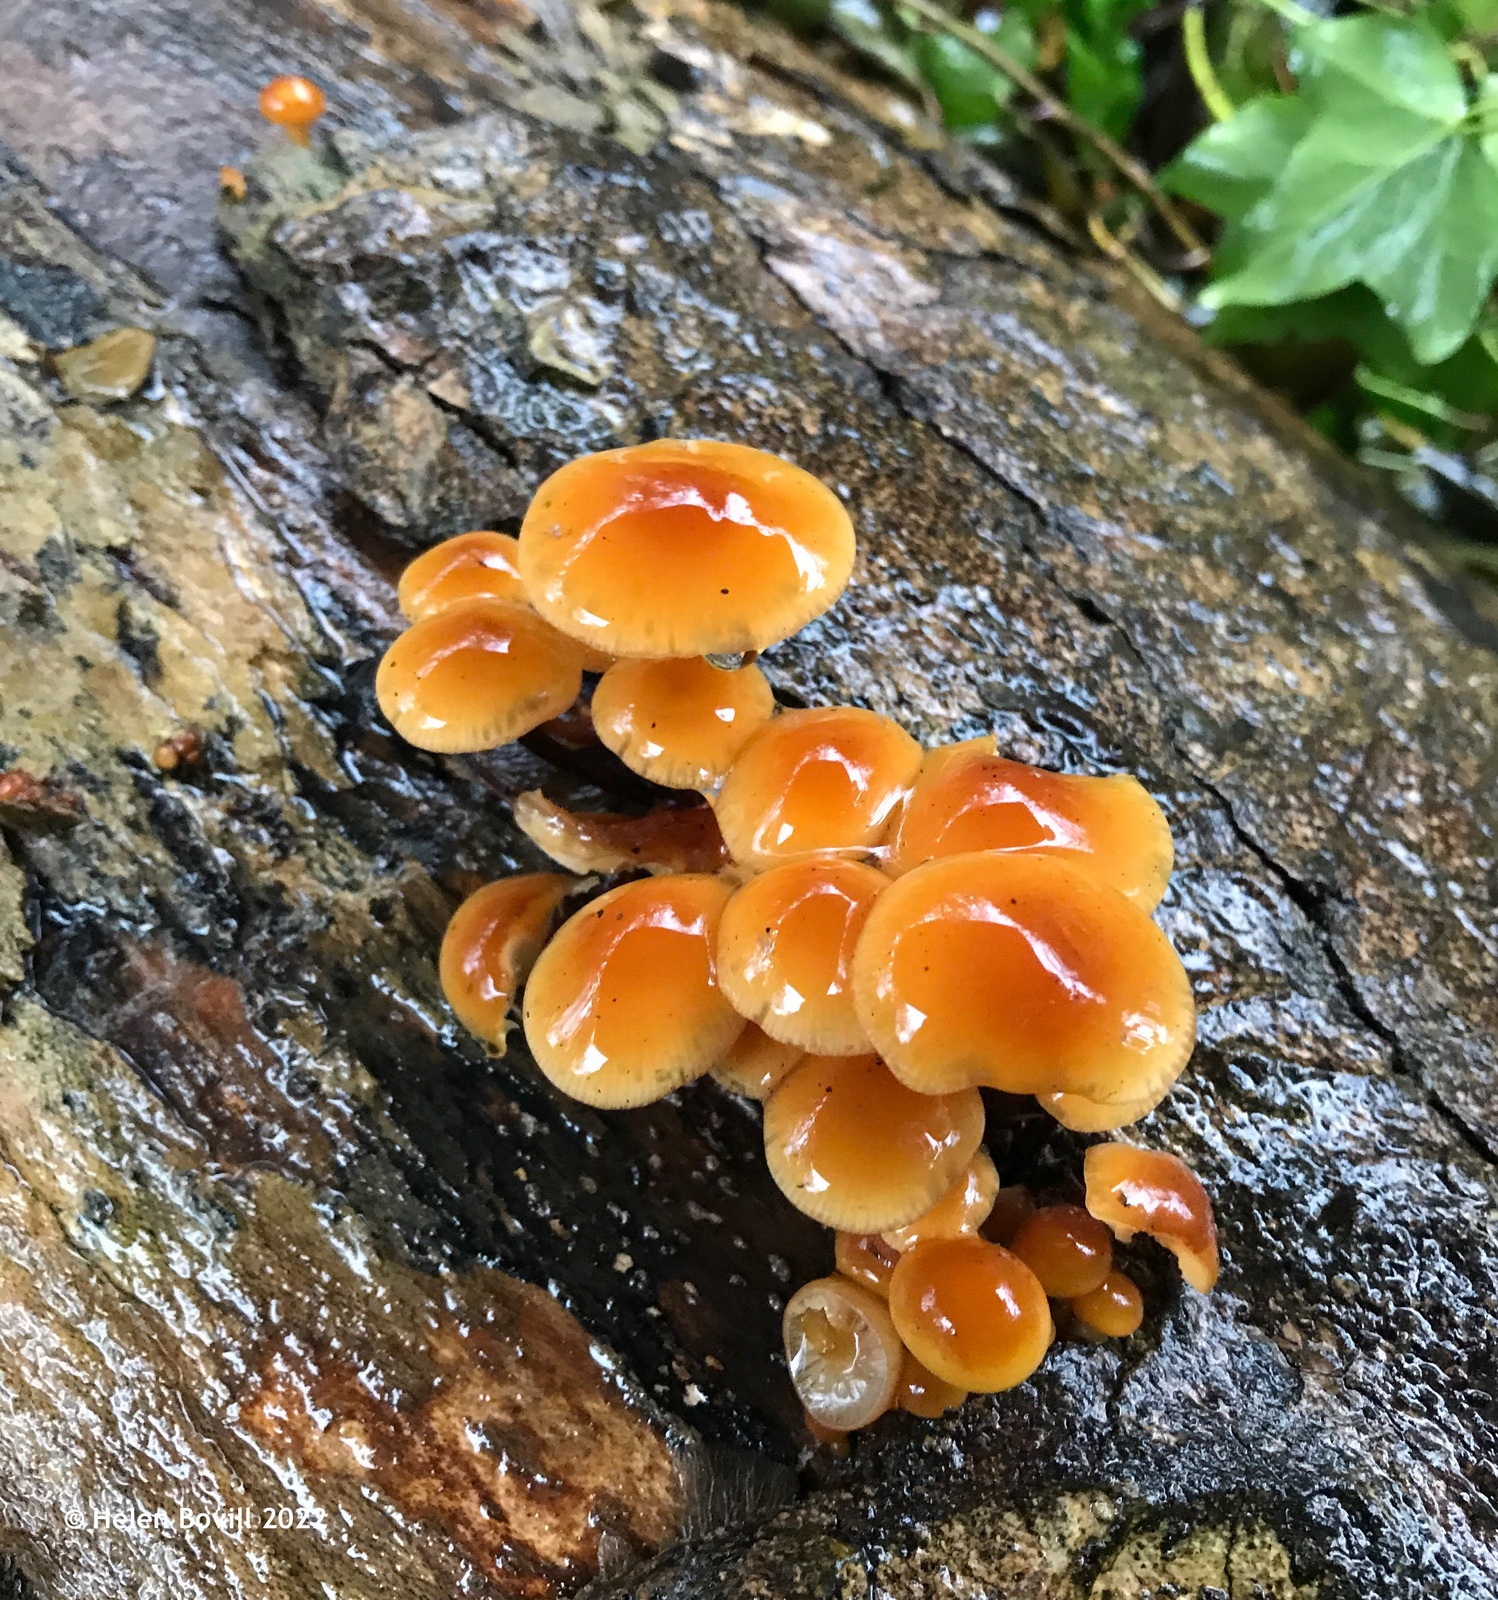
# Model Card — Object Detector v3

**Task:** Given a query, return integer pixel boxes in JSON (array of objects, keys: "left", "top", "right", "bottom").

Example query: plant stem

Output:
[
  {"left": 1182, "top": 6, "right": 1235, "bottom": 124},
  {"left": 898, "top": 0, "right": 1209, "bottom": 262}
]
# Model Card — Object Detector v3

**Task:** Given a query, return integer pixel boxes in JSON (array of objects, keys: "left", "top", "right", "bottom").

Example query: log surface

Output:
[{"left": 1, "top": 1, "right": 1496, "bottom": 1597}]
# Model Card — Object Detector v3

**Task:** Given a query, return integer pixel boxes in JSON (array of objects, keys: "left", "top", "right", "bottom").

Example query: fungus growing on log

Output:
[
  {"left": 521, "top": 875, "right": 742, "bottom": 1107},
  {"left": 834, "top": 1230, "right": 902, "bottom": 1298},
  {"left": 761, "top": 1053, "right": 984, "bottom": 1231},
  {"left": 716, "top": 855, "right": 887, "bottom": 1053},
  {"left": 439, "top": 873, "right": 573, "bottom": 1050},
  {"left": 882, "top": 1149, "right": 999, "bottom": 1252},
  {"left": 398, "top": 531, "right": 528, "bottom": 619},
  {"left": 897, "top": 1351, "right": 968, "bottom": 1419},
  {"left": 889, "top": 1237, "right": 1053, "bottom": 1392},
  {"left": 782, "top": 1276, "right": 904, "bottom": 1432},
  {"left": 591, "top": 656, "right": 776, "bottom": 791},
  {"left": 518, "top": 439, "right": 855, "bottom": 658},
  {"left": 1084, "top": 1143, "right": 1220, "bottom": 1292},
  {"left": 1071, "top": 1270, "right": 1145, "bottom": 1338},
  {"left": 258, "top": 74, "right": 325, "bottom": 144},
  {"left": 514, "top": 791, "right": 729, "bottom": 875},
  {"left": 852, "top": 851, "right": 1196, "bottom": 1101},
  {"left": 1009, "top": 1203, "right": 1115, "bottom": 1299},
  {"left": 713, "top": 706, "right": 922, "bottom": 868},
  {"left": 709, "top": 1022, "right": 803, "bottom": 1100},
  {"left": 375, "top": 599, "right": 584, "bottom": 753}
]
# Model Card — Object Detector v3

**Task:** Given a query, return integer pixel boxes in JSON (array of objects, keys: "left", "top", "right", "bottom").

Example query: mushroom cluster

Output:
[{"left": 378, "top": 439, "right": 1220, "bottom": 1440}]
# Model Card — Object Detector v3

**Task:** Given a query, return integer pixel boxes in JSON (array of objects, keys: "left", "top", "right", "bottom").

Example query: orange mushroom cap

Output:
[
  {"left": 897, "top": 1350, "right": 968, "bottom": 1419},
  {"left": 398, "top": 531, "right": 527, "bottom": 619},
  {"left": 1039, "top": 1069, "right": 1182, "bottom": 1133},
  {"left": 892, "top": 738, "right": 1174, "bottom": 910},
  {"left": 716, "top": 855, "right": 886, "bottom": 1055},
  {"left": 783, "top": 1275, "right": 903, "bottom": 1432},
  {"left": 513, "top": 791, "right": 729, "bottom": 876},
  {"left": 713, "top": 707, "right": 922, "bottom": 869},
  {"left": 1084, "top": 1142, "right": 1219, "bottom": 1292},
  {"left": 851, "top": 851, "right": 1196, "bottom": 1100},
  {"left": 834, "top": 1231, "right": 902, "bottom": 1299},
  {"left": 882, "top": 1149, "right": 999, "bottom": 1253},
  {"left": 1071, "top": 1270, "right": 1144, "bottom": 1339},
  {"left": 888, "top": 1237, "right": 1053, "bottom": 1393},
  {"left": 258, "top": 75, "right": 326, "bottom": 144},
  {"left": 591, "top": 656, "right": 776, "bottom": 792},
  {"left": 1009, "top": 1203, "right": 1114, "bottom": 1299},
  {"left": 521, "top": 874, "right": 743, "bottom": 1107},
  {"left": 375, "top": 599, "right": 584, "bottom": 753},
  {"left": 762, "top": 1053, "right": 984, "bottom": 1232},
  {"left": 518, "top": 439, "right": 855, "bottom": 659},
  {"left": 709, "top": 1023, "right": 803, "bottom": 1100},
  {"left": 438, "top": 873, "right": 573, "bottom": 1051}
]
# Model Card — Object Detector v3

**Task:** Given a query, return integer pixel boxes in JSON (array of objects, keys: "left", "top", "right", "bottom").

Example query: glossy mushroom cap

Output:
[
  {"left": 398, "top": 532, "right": 527, "bottom": 619},
  {"left": 783, "top": 1276, "right": 903, "bottom": 1432},
  {"left": 521, "top": 874, "right": 743, "bottom": 1107},
  {"left": 376, "top": 599, "right": 584, "bottom": 753},
  {"left": 892, "top": 738, "right": 1174, "bottom": 910},
  {"left": 518, "top": 439, "right": 855, "bottom": 658},
  {"left": 1009, "top": 1203, "right": 1114, "bottom": 1299},
  {"left": 591, "top": 657, "right": 776, "bottom": 792},
  {"left": 1039, "top": 1069, "right": 1181, "bottom": 1133},
  {"left": 513, "top": 791, "right": 729, "bottom": 876},
  {"left": 258, "top": 75, "right": 325, "bottom": 144},
  {"left": 834, "top": 1231, "right": 902, "bottom": 1299},
  {"left": 882, "top": 1149, "right": 999, "bottom": 1252},
  {"left": 1071, "top": 1270, "right": 1144, "bottom": 1338},
  {"left": 897, "top": 1351, "right": 968, "bottom": 1419},
  {"left": 439, "top": 874, "right": 572, "bottom": 1051},
  {"left": 716, "top": 856, "right": 887, "bottom": 1054},
  {"left": 762, "top": 1054, "right": 984, "bottom": 1232},
  {"left": 852, "top": 851, "right": 1196, "bottom": 1100},
  {"left": 714, "top": 707, "right": 922, "bottom": 869},
  {"left": 889, "top": 1237, "right": 1053, "bottom": 1393},
  {"left": 1084, "top": 1143, "right": 1219, "bottom": 1292},
  {"left": 710, "top": 1023, "right": 803, "bottom": 1100}
]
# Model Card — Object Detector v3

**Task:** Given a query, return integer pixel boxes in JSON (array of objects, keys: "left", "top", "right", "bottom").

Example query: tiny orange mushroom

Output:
[
  {"left": 716, "top": 855, "right": 887, "bottom": 1055},
  {"left": 439, "top": 874, "right": 573, "bottom": 1051},
  {"left": 1071, "top": 1270, "right": 1145, "bottom": 1339},
  {"left": 834, "top": 1231, "right": 902, "bottom": 1299},
  {"left": 892, "top": 737, "right": 1174, "bottom": 910},
  {"left": 709, "top": 1023, "right": 803, "bottom": 1101},
  {"left": 852, "top": 851, "right": 1196, "bottom": 1102},
  {"left": 591, "top": 656, "right": 776, "bottom": 792},
  {"left": 258, "top": 74, "right": 326, "bottom": 145},
  {"left": 518, "top": 439, "right": 855, "bottom": 659},
  {"left": 882, "top": 1149, "right": 999, "bottom": 1252},
  {"left": 897, "top": 1351, "right": 968, "bottom": 1419},
  {"left": 889, "top": 1237, "right": 1053, "bottom": 1393},
  {"left": 714, "top": 707, "right": 922, "bottom": 869},
  {"left": 522, "top": 874, "right": 743, "bottom": 1107},
  {"left": 1009, "top": 1203, "right": 1114, "bottom": 1299},
  {"left": 375, "top": 599, "right": 584, "bottom": 753},
  {"left": 1084, "top": 1143, "right": 1220, "bottom": 1293},
  {"left": 783, "top": 1276, "right": 904, "bottom": 1432},
  {"left": 513, "top": 791, "right": 729, "bottom": 876},
  {"left": 398, "top": 531, "right": 528, "bottom": 619}
]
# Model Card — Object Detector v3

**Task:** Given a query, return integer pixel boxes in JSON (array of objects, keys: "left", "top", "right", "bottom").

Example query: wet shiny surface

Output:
[
  {"left": 882, "top": 1150, "right": 999, "bottom": 1252},
  {"left": 514, "top": 790, "right": 730, "bottom": 875},
  {"left": 853, "top": 851, "right": 1196, "bottom": 1100},
  {"left": 1009, "top": 1203, "right": 1114, "bottom": 1299},
  {"left": 1071, "top": 1270, "right": 1144, "bottom": 1339},
  {"left": 1084, "top": 1143, "right": 1220, "bottom": 1293},
  {"left": 258, "top": 73, "right": 324, "bottom": 142},
  {"left": 892, "top": 738, "right": 1174, "bottom": 910},
  {"left": 782, "top": 1277, "right": 902, "bottom": 1432},
  {"left": 398, "top": 529, "right": 528, "bottom": 619},
  {"left": 439, "top": 873, "right": 573, "bottom": 1048},
  {"left": 761, "top": 1054, "right": 984, "bottom": 1231},
  {"left": 710, "top": 1023, "right": 803, "bottom": 1100},
  {"left": 888, "top": 1237, "right": 1053, "bottom": 1393},
  {"left": 896, "top": 1351, "right": 967, "bottom": 1419},
  {"left": 592, "top": 657, "right": 776, "bottom": 792},
  {"left": 376, "top": 598, "right": 584, "bottom": 753},
  {"left": 716, "top": 856, "right": 886, "bottom": 1054},
  {"left": 522, "top": 875, "right": 742, "bottom": 1107},
  {"left": 519, "top": 440, "right": 855, "bottom": 658},
  {"left": 834, "top": 1231, "right": 901, "bottom": 1298},
  {"left": 714, "top": 708, "right": 922, "bottom": 868}
]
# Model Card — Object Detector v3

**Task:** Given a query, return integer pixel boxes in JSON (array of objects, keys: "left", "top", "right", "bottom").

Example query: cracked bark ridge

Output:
[{"left": 0, "top": 0, "right": 1496, "bottom": 1593}]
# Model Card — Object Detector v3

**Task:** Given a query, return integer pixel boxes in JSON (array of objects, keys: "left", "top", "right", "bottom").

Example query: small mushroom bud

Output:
[
  {"left": 591, "top": 656, "right": 776, "bottom": 792},
  {"left": 514, "top": 791, "right": 729, "bottom": 875},
  {"left": 762, "top": 1054, "right": 984, "bottom": 1232},
  {"left": 439, "top": 873, "right": 573, "bottom": 1051},
  {"left": 398, "top": 531, "right": 528, "bottom": 619},
  {"left": 888, "top": 1237, "right": 1053, "bottom": 1393},
  {"left": 897, "top": 1351, "right": 967, "bottom": 1419},
  {"left": 1071, "top": 1270, "right": 1144, "bottom": 1338},
  {"left": 1084, "top": 1143, "right": 1219, "bottom": 1292},
  {"left": 834, "top": 1231, "right": 902, "bottom": 1299},
  {"left": 522, "top": 874, "right": 743, "bottom": 1107},
  {"left": 892, "top": 738, "right": 1174, "bottom": 910},
  {"left": 1009, "top": 1203, "right": 1114, "bottom": 1299},
  {"left": 518, "top": 439, "right": 855, "bottom": 659},
  {"left": 713, "top": 707, "right": 923, "bottom": 869},
  {"left": 783, "top": 1276, "right": 904, "bottom": 1432},
  {"left": 882, "top": 1149, "right": 999, "bottom": 1252},
  {"left": 709, "top": 1023, "right": 803, "bottom": 1100},
  {"left": 375, "top": 599, "right": 585, "bottom": 753},
  {"left": 716, "top": 856, "right": 887, "bottom": 1054},
  {"left": 258, "top": 75, "right": 326, "bottom": 145},
  {"left": 852, "top": 851, "right": 1196, "bottom": 1100}
]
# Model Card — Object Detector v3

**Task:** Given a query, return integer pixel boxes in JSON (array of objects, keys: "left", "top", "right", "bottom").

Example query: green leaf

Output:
[
  {"left": 1291, "top": 15, "right": 1466, "bottom": 125},
  {"left": 1065, "top": 26, "right": 1142, "bottom": 142},
  {"left": 1456, "top": 0, "right": 1498, "bottom": 34},
  {"left": 1161, "top": 96, "right": 1313, "bottom": 221},
  {"left": 827, "top": 0, "right": 923, "bottom": 85},
  {"left": 914, "top": 13, "right": 1034, "bottom": 131}
]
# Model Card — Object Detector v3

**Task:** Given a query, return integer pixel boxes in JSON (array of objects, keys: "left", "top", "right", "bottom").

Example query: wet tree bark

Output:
[{"left": 1, "top": 1, "right": 1497, "bottom": 1597}]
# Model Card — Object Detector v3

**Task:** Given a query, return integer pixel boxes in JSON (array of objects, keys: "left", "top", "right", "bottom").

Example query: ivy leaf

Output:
[
  {"left": 914, "top": 13, "right": 1035, "bottom": 134},
  {"left": 1161, "top": 96, "right": 1312, "bottom": 221},
  {"left": 1201, "top": 16, "right": 1498, "bottom": 366},
  {"left": 1065, "top": 27, "right": 1142, "bottom": 143}
]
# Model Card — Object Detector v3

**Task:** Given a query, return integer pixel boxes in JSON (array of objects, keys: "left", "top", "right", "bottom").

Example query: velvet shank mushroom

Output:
[
  {"left": 258, "top": 74, "right": 326, "bottom": 144},
  {"left": 397, "top": 531, "right": 528, "bottom": 619},
  {"left": 518, "top": 439, "right": 855, "bottom": 659},
  {"left": 782, "top": 1276, "right": 904, "bottom": 1432},
  {"left": 709, "top": 1022, "right": 804, "bottom": 1100},
  {"left": 1084, "top": 1142, "right": 1219, "bottom": 1292},
  {"left": 882, "top": 1149, "right": 1000, "bottom": 1252},
  {"left": 1071, "top": 1270, "right": 1144, "bottom": 1338},
  {"left": 1009, "top": 1203, "right": 1114, "bottom": 1299}
]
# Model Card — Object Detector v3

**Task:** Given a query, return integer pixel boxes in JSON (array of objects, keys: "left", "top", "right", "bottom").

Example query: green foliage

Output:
[{"left": 915, "top": 14, "right": 1035, "bottom": 136}]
